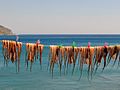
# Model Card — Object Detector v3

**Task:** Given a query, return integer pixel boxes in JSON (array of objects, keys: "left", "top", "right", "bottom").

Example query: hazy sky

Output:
[{"left": 0, "top": 0, "right": 120, "bottom": 34}]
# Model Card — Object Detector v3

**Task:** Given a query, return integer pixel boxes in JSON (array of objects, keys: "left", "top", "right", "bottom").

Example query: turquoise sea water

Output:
[{"left": 0, "top": 34, "right": 120, "bottom": 90}]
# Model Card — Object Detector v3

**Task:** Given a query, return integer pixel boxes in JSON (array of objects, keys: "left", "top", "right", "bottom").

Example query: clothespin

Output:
[
  {"left": 37, "top": 40, "right": 40, "bottom": 44},
  {"left": 36, "top": 40, "right": 40, "bottom": 48},
  {"left": 72, "top": 41, "right": 76, "bottom": 48},
  {"left": 36, "top": 40, "right": 40, "bottom": 45},
  {"left": 88, "top": 42, "right": 91, "bottom": 48},
  {"left": 16, "top": 35, "right": 19, "bottom": 42},
  {"left": 104, "top": 42, "right": 108, "bottom": 48}
]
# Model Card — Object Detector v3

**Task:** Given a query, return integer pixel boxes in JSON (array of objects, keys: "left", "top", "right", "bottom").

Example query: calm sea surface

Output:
[{"left": 0, "top": 34, "right": 120, "bottom": 90}]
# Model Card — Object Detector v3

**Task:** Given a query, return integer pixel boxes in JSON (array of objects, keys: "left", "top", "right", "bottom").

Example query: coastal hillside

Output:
[{"left": 0, "top": 25, "right": 13, "bottom": 35}]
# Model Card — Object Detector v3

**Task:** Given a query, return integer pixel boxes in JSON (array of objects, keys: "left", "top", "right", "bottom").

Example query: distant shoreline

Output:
[
  {"left": 1, "top": 33, "right": 120, "bottom": 35},
  {"left": 12, "top": 33, "right": 120, "bottom": 35},
  {"left": 0, "top": 34, "right": 120, "bottom": 37}
]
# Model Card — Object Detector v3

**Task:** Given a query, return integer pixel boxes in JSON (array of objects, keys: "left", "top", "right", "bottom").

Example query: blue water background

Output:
[{"left": 0, "top": 34, "right": 120, "bottom": 90}]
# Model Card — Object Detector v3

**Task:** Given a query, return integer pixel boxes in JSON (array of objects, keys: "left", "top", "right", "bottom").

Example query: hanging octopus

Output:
[
  {"left": 16, "top": 42, "right": 22, "bottom": 72},
  {"left": 82, "top": 46, "right": 94, "bottom": 80},
  {"left": 79, "top": 46, "right": 94, "bottom": 80},
  {"left": 94, "top": 46, "right": 108, "bottom": 73},
  {"left": 49, "top": 45, "right": 59, "bottom": 77},
  {"left": 2, "top": 40, "right": 22, "bottom": 72},
  {"left": 72, "top": 47, "right": 79, "bottom": 75},
  {"left": 58, "top": 46, "right": 65, "bottom": 75},
  {"left": 107, "top": 45, "right": 120, "bottom": 67},
  {"left": 2, "top": 40, "right": 120, "bottom": 80},
  {"left": 93, "top": 46, "right": 102, "bottom": 74},
  {"left": 64, "top": 46, "right": 73, "bottom": 74},
  {"left": 25, "top": 43, "right": 30, "bottom": 69},
  {"left": 79, "top": 47, "right": 86, "bottom": 79},
  {"left": 25, "top": 43, "right": 36, "bottom": 71},
  {"left": 63, "top": 46, "right": 69, "bottom": 74},
  {"left": 9, "top": 41, "right": 17, "bottom": 63},
  {"left": 2, "top": 40, "right": 9, "bottom": 66},
  {"left": 38, "top": 44, "right": 44, "bottom": 68},
  {"left": 102, "top": 45, "right": 108, "bottom": 71}
]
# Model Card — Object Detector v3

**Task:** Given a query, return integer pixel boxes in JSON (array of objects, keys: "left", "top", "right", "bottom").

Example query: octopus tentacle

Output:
[
  {"left": 58, "top": 47, "right": 64, "bottom": 76},
  {"left": 2, "top": 40, "right": 7, "bottom": 66},
  {"left": 106, "top": 46, "right": 114, "bottom": 66},
  {"left": 63, "top": 47, "right": 68, "bottom": 75},
  {"left": 79, "top": 47, "right": 85, "bottom": 80},
  {"left": 17, "top": 42, "right": 22, "bottom": 72},
  {"left": 94, "top": 46, "right": 102, "bottom": 74},
  {"left": 25, "top": 43, "right": 29, "bottom": 70},
  {"left": 93, "top": 47, "right": 97, "bottom": 70},
  {"left": 65, "top": 46, "right": 70, "bottom": 74},
  {"left": 38, "top": 44, "right": 44, "bottom": 69},
  {"left": 72, "top": 47, "right": 79, "bottom": 75},
  {"left": 118, "top": 52, "right": 120, "bottom": 67},
  {"left": 86, "top": 47, "right": 94, "bottom": 80},
  {"left": 117, "top": 46, "right": 120, "bottom": 67},
  {"left": 112, "top": 46, "right": 119, "bottom": 67},
  {"left": 102, "top": 46, "right": 108, "bottom": 72},
  {"left": 30, "top": 62, "right": 33, "bottom": 72},
  {"left": 47, "top": 49, "right": 51, "bottom": 70},
  {"left": 49, "top": 45, "right": 59, "bottom": 77},
  {"left": 25, "top": 43, "right": 35, "bottom": 71}
]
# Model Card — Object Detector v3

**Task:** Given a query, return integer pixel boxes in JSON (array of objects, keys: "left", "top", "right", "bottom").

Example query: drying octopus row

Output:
[
  {"left": 48, "top": 45, "right": 120, "bottom": 79},
  {"left": 25, "top": 43, "right": 44, "bottom": 71},
  {"left": 2, "top": 40, "right": 44, "bottom": 72},
  {"left": 1, "top": 40, "right": 120, "bottom": 79},
  {"left": 2, "top": 40, "right": 22, "bottom": 72}
]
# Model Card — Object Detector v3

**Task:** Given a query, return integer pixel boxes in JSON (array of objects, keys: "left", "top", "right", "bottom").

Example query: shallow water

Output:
[{"left": 0, "top": 34, "right": 120, "bottom": 90}]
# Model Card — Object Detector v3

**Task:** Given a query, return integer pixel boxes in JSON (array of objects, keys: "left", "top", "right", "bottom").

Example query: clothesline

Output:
[{"left": 0, "top": 39, "right": 120, "bottom": 48}]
